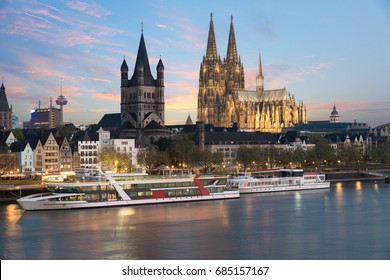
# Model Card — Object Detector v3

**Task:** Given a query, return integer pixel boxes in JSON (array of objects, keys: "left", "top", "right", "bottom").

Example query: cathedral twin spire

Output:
[
  {"left": 203, "top": 13, "right": 245, "bottom": 91},
  {"left": 206, "top": 13, "right": 218, "bottom": 60},
  {"left": 226, "top": 16, "right": 238, "bottom": 64},
  {"left": 206, "top": 13, "right": 239, "bottom": 64},
  {"left": 198, "top": 14, "right": 307, "bottom": 130}
]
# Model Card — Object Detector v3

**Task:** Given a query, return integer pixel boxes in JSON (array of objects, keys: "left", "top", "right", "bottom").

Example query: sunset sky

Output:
[{"left": 1, "top": 0, "right": 389, "bottom": 127}]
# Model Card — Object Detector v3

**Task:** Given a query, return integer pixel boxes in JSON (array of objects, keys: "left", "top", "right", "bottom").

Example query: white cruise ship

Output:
[
  {"left": 17, "top": 169, "right": 239, "bottom": 211},
  {"left": 227, "top": 169, "right": 330, "bottom": 194}
]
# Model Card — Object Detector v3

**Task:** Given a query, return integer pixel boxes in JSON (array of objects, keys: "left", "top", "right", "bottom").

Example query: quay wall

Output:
[
  {"left": 324, "top": 168, "right": 390, "bottom": 182},
  {"left": 0, "top": 185, "right": 44, "bottom": 202}
]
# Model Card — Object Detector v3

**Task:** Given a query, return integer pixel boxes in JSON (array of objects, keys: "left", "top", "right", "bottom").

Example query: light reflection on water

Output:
[{"left": 1, "top": 181, "right": 390, "bottom": 260}]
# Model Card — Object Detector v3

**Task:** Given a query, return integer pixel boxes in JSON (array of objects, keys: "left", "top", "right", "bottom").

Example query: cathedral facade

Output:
[{"left": 197, "top": 14, "right": 307, "bottom": 132}]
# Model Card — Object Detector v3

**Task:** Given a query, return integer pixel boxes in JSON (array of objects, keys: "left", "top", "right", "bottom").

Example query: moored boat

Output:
[
  {"left": 17, "top": 170, "right": 239, "bottom": 211},
  {"left": 227, "top": 168, "right": 330, "bottom": 193}
]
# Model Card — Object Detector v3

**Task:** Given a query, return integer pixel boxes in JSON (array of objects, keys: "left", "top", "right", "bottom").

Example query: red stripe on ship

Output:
[{"left": 194, "top": 175, "right": 210, "bottom": 196}]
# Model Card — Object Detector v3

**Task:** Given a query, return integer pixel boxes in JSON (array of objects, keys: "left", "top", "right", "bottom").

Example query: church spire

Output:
[
  {"left": 0, "top": 79, "right": 12, "bottom": 129},
  {"left": 226, "top": 15, "right": 238, "bottom": 63},
  {"left": 206, "top": 13, "right": 218, "bottom": 60},
  {"left": 256, "top": 50, "right": 264, "bottom": 92},
  {"left": 0, "top": 80, "right": 10, "bottom": 111},
  {"left": 129, "top": 32, "right": 155, "bottom": 86},
  {"left": 258, "top": 50, "right": 263, "bottom": 76}
]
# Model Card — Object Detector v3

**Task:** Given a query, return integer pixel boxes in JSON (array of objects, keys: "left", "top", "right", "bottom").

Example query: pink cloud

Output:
[
  {"left": 88, "top": 77, "right": 112, "bottom": 83},
  {"left": 93, "top": 92, "right": 120, "bottom": 101},
  {"left": 90, "top": 108, "right": 111, "bottom": 113},
  {"left": 1, "top": 1, "right": 124, "bottom": 48},
  {"left": 0, "top": 9, "right": 7, "bottom": 21},
  {"left": 166, "top": 69, "right": 198, "bottom": 80},
  {"left": 24, "top": 3, "right": 69, "bottom": 23},
  {"left": 296, "top": 63, "right": 330, "bottom": 77},
  {"left": 156, "top": 23, "right": 174, "bottom": 31},
  {"left": 66, "top": 1, "right": 111, "bottom": 18},
  {"left": 241, "top": 62, "right": 331, "bottom": 90},
  {"left": 306, "top": 100, "right": 383, "bottom": 112}
]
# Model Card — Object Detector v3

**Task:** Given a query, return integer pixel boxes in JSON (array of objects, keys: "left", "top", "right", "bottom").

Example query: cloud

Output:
[
  {"left": 305, "top": 100, "right": 390, "bottom": 125},
  {"left": 88, "top": 77, "right": 112, "bottom": 83},
  {"left": 0, "top": 9, "right": 7, "bottom": 21},
  {"left": 156, "top": 23, "right": 174, "bottom": 31},
  {"left": 296, "top": 63, "right": 330, "bottom": 77},
  {"left": 90, "top": 108, "right": 111, "bottom": 113},
  {"left": 25, "top": 2, "right": 69, "bottom": 23},
  {"left": 93, "top": 92, "right": 120, "bottom": 101},
  {"left": 66, "top": 1, "right": 111, "bottom": 18},
  {"left": 243, "top": 62, "right": 331, "bottom": 90},
  {"left": 166, "top": 69, "right": 198, "bottom": 80},
  {"left": 0, "top": 1, "right": 124, "bottom": 48}
]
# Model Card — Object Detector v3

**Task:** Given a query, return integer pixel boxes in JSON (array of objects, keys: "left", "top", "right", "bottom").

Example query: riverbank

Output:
[
  {"left": 1, "top": 167, "right": 389, "bottom": 202},
  {"left": 0, "top": 184, "right": 43, "bottom": 202},
  {"left": 324, "top": 168, "right": 390, "bottom": 182}
]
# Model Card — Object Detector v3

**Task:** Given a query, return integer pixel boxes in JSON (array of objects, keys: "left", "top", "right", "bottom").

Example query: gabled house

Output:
[
  {"left": 41, "top": 131, "right": 60, "bottom": 173},
  {"left": 58, "top": 137, "right": 72, "bottom": 172},
  {"left": 10, "top": 141, "right": 34, "bottom": 173}
]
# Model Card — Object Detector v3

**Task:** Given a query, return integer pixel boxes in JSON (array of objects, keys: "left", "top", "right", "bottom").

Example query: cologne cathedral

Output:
[{"left": 197, "top": 14, "right": 307, "bottom": 132}]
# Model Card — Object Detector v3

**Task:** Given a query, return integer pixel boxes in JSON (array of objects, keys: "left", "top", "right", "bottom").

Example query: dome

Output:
[
  {"left": 331, "top": 104, "right": 339, "bottom": 116},
  {"left": 329, "top": 104, "right": 340, "bottom": 123}
]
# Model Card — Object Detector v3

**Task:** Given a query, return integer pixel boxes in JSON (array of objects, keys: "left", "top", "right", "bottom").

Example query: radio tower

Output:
[{"left": 56, "top": 79, "right": 68, "bottom": 124}]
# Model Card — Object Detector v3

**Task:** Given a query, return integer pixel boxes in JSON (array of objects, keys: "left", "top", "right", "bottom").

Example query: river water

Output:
[{"left": 1, "top": 180, "right": 390, "bottom": 260}]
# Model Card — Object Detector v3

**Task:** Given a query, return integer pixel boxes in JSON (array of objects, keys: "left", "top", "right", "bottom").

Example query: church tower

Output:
[
  {"left": 197, "top": 13, "right": 225, "bottom": 126},
  {"left": 224, "top": 16, "right": 244, "bottom": 93},
  {"left": 120, "top": 32, "right": 165, "bottom": 129},
  {"left": 120, "top": 31, "right": 168, "bottom": 145},
  {"left": 0, "top": 82, "right": 12, "bottom": 130}
]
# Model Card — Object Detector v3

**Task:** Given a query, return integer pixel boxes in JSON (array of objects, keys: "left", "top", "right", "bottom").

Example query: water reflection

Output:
[{"left": 354, "top": 181, "right": 363, "bottom": 204}]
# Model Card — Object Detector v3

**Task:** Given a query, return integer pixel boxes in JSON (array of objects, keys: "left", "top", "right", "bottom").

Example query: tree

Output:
[
  {"left": 12, "top": 128, "right": 24, "bottom": 141},
  {"left": 98, "top": 148, "right": 132, "bottom": 173},
  {"left": 137, "top": 145, "right": 169, "bottom": 172},
  {"left": 292, "top": 147, "right": 306, "bottom": 166},
  {"left": 314, "top": 138, "right": 336, "bottom": 165},
  {"left": 235, "top": 146, "right": 256, "bottom": 171},
  {"left": 0, "top": 154, "right": 16, "bottom": 173},
  {"left": 191, "top": 148, "right": 223, "bottom": 174},
  {"left": 168, "top": 134, "right": 196, "bottom": 168},
  {"left": 372, "top": 142, "right": 390, "bottom": 164},
  {"left": 306, "top": 149, "right": 318, "bottom": 166},
  {"left": 264, "top": 146, "right": 278, "bottom": 168},
  {"left": 340, "top": 144, "right": 361, "bottom": 166},
  {"left": 153, "top": 137, "right": 172, "bottom": 152},
  {"left": 278, "top": 149, "right": 293, "bottom": 167},
  {"left": 57, "top": 124, "right": 77, "bottom": 139}
]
